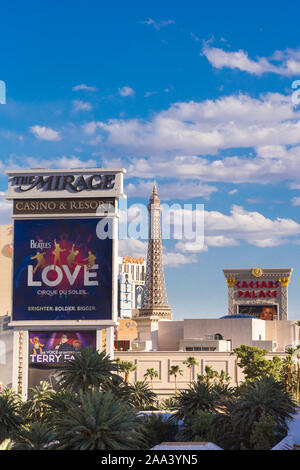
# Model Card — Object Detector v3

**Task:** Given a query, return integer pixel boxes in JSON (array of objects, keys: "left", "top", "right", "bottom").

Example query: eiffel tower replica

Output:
[{"left": 134, "top": 183, "right": 172, "bottom": 350}]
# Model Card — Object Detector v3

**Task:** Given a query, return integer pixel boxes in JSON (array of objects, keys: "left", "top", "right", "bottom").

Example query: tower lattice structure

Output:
[{"left": 138, "top": 183, "right": 172, "bottom": 319}]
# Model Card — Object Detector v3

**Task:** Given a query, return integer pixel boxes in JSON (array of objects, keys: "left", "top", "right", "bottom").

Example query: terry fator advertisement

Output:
[
  {"left": 29, "top": 331, "right": 96, "bottom": 367},
  {"left": 13, "top": 218, "right": 112, "bottom": 321}
]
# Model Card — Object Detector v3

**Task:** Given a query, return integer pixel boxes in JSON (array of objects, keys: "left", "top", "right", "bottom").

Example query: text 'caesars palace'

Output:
[{"left": 0, "top": 168, "right": 298, "bottom": 399}]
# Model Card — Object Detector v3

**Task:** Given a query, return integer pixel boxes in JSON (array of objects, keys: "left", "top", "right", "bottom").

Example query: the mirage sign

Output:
[
  {"left": 6, "top": 169, "right": 125, "bottom": 199},
  {"left": 12, "top": 218, "right": 112, "bottom": 321}
]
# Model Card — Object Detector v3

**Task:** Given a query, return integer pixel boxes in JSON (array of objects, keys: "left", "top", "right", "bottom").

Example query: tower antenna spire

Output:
[{"left": 138, "top": 184, "right": 171, "bottom": 318}]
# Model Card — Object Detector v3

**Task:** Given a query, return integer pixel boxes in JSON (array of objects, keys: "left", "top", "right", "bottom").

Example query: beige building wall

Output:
[
  {"left": 158, "top": 318, "right": 300, "bottom": 352},
  {"left": 265, "top": 320, "right": 299, "bottom": 351},
  {"left": 0, "top": 327, "right": 13, "bottom": 387},
  {"left": 157, "top": 318, "right": 298, "bottom": 353},
  {"left": 116, "top": 350, "right": 287, "bottom": 399},
  {"left": 117, "top": 319, "right": 138, "bottom": 343},
  {"left": 158, "top": 321, "right": 184, "bottom": 351},
  {"left": 181, "top": 318, "right": 266, "bottom": 350},
  {"left": 0, "top": 225, "right": 12, "bottom": 316}
]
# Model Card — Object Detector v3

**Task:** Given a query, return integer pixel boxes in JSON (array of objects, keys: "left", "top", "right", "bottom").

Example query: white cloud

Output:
[
  {"left": 174, "top": 205, "right": 300, "bottom": 251},
  {"left": 104, "top": 152, "right": 300, "bottom": 185},
  {"left": 255, "top": 145, "right": 287, "bottom": 159},
  {"left": 125, "top": 180, "right": 218, "bottom": 200},
  {"left": 118, "top": 237, "right": 195, "bottom": 268},
  {"left": 205, "top": 235, "right": 238, "bottom": 247},
  {"left": 82, "top": 121, "right": 98, "bottom": 135},
  {"left": 0, "top": 130, "right": 24, "bottom": 142},
  {"left": 292, "top": 197, "right": 300, "bottom": 206},
  {"left": 94, "top": 92, "right": 300, "bottom": 158},
  {"left": 190, "top": 32, "right": 201, "bottom": 42},
  {"left": 162, "top": 250, "right": 198, "bottom": 267},
  {"left": 205, "top": 205, "right": 300, "bottom": 243},
  {"left": 118, "top": 86, "right": 135, "bottom": 97},
  {"left": 24, "top": 90, "right": 300, "bottom": 188},
  {"left": 6, "top": 155, "right": 97, "bottom": 171},
  {"left": 72, "top": 84, "right": 97, "bottom": 92},
  {"left": 202, "top": 46, "right": 300, "bottom": 76},
  {"left": 228, "top": 189, "right": 238, "bottom": 195},
  {"left": 144, "top": 91, "right": 159, "bottom": 98},
  {"left": 246, "top": 197, "right": 264, "bottom": 204},
  {"left": 29, "top": 125, "right": 61, "bottom": 141},
  {"left": 289, "top": 182, "right": 300, "bottom": 190},
  {"left": 140, "top": 18, "right": 175, "bottom": 30},
  {"left": 176, "top": 235, "right": 237, "bottom": 252},
  {"left": 72, "top": 100, "right": 92, "bottom": 112},
  {"left": 118, "top": 238, "right": 147, "bottom": 258}
]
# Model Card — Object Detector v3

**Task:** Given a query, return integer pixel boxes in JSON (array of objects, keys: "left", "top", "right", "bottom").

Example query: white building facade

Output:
[{"left": 118, "top": 256, "right": 146, "bottom": 318}]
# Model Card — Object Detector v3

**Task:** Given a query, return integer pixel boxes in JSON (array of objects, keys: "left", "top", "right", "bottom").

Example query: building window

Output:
[
  {"left": 185, "top": 346, "right": 216, "bottom": 351},
  {"left": 114, "top": 340, "right": 130, "bottom": 351}
]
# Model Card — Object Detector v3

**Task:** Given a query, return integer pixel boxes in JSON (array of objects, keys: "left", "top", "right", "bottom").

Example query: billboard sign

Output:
[
  {"left": 29, "top": 331, "right": 96, "bottom": 366},
  {"left": 238, "top": 304, "right": 277, "bottom": 320},
  {"left": 13, "top": 198, "right": 115, "bottom": 217},
  {"left": 135, "top": 284, "right": 144, "bottom": 309},
  {"left": 13, "top": 218, "right": 112, "bottom": 321},
  {"left": 7, "top": 169, "right": 125, "bottom": 199}
]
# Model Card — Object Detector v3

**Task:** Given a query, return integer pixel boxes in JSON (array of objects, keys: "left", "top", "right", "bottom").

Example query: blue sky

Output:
[{"left": 1, "top": 1, "right": 300, "bottom": 320}]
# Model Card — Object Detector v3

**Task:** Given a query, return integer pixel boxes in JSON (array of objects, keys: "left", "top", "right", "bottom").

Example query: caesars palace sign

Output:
[{"left": 234, "top": 279, "right": 279, "bottom": 299}]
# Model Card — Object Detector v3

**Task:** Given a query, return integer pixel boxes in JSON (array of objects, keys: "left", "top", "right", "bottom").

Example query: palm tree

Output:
[
  {"left": 231, "top": 376, "right": 297, "bottom": 447},
  {"left": 282, "top": 352, "right": 295, "bottom": 393},
  {"left": 101, "top": 374, "right": 132, "bottom": 402},
  {"left": 115, "top": 357, "right": 121, "bottom": 375},
  {"left": 218, "top": 369, "right": 231, "bottom": 386},
  {"left": 183, "top": 357, "right": 199, "bottom": 384},
  {"left": 144, "top": 368, "right": 159, "bottom": 392},
  {"left": 118, "top": 360, "right": 137, "bottom": 384},
  {"left": 249, "top": 412, "right": 284, "bottom": 450},
  {"left": 0, "top": 390, "right": 23, "bottom": 442},
  {"left": 177, "top": 409, "right": 214, "bottom": 442},
  {"left": 127, "top": 380, "right": 157, "bottom": 410},
  {"left": 160, "top": 396, "right": 178, "bottom": 411},
  {"left": 139, "top": 413, "right": 178, "bottom": 449},
  {"left": 22, "top": 381, "right": 55, "bottom": 423},
  {"left": 204, "top": 365, "right": 218, "bottom": 385},
  {"left": 13, "top": 422, "right": 57, "bottom": 450},
  {"left": 57, "top": 346, "right": 119, "bottom": 393},
  {"left": 54, "top": 391, "right": 145, "bottom": 450},
  {"left": 44, "top": 389, "right": 80, "bottom": 422},
  {"left": 169, "top": 365, "right": 183, "bottom": 395},
  {"left": 0, "top": 387, "right": 22, "bottom": 405},
  {"left": 294, "top": 342, "right": 300, "bottom": 402},
  {"left": 101, "top": 375, "right": 157, "bottom": 410},
  {"left": 174, "top": 381, "right": 218, "bottom": 421}
]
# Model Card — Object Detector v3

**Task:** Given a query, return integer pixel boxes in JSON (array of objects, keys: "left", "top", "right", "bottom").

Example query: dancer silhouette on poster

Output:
[{"left": 31, "top": 251, "right": 47, "bottom": 274}]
